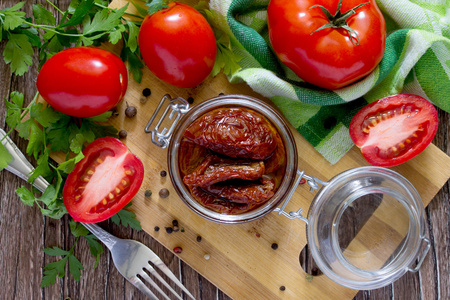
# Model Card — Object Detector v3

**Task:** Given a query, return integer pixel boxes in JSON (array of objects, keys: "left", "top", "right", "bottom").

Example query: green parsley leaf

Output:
[
  {"left": 41, "top": 251, "right": 68, "bottom": 287},
  {"left": 82, "top": 119, "right": 118, "bottom": 139},
  {"left": 0, "top": 2, "right": 26, "bottom": 31},
  {"left": 131, "top": 0, "right": 149, "bottom": 17},
  {"left": 84, "top": 234, "right": 103, "bottom": 269},
  {"left": 126, "top": 20, "right": 139, "bottom": 53},
  {"left": 0, "top": 143, "right": 12, "bottom": 172},
  {"left": 16, "top": 119, "right": 44, "bottom": 159},
  {"left": 28, "top": 147, "right": 52, "bottom": 182},
  {"left": 43, "top": 246, "right": 70, "bottom": 256},
  {"left": 145, "top": 0, "right": 168, "bottom": 15},
  {"left": 5, "top": 91, "right": 24, "bottom": 129},
  {"left": 83, "top": 5, "right": 127, "bottom": 36},
  {"left": 59, "top": 0, "right": 96, "bottom": 28},
  {"left": 86, "top": 111, "right": 113, "bottom": 123},
  {"left": 32, "top": 4, "right": 56, "bottom": 26},
  {"left": 3, "top": 33, "right": 33, "bottom": 76},
  {"left": 121, "top": 46, "right": 143, "bottom": 83},
  {"left": 108, "top": 23, "right": 126, "bottom": 45},
  {"left": 29, "top": 103, "right": 61, "bottom": 128},
  {"left": 111, "top": 203, "right": 142, "bottom": 230},
  {"left": 70, "top": 133, "right": 86, "bottom": 153},
  {"left": 68, "top": 254, "right": 84, "bottom": 281},
  {"left": 57, "top": 151, "right": 85, "bottom": 174},
  {"left": 69, "top": 219, "right": 90, "bottom": 237},
  {"left": 15, "top": 186, "right": 35, "bottom": 206}
]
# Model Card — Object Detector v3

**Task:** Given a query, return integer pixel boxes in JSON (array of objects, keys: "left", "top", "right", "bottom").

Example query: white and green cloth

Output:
[{"left": 209, "top": 0, "right": 450, "bottom": 164}]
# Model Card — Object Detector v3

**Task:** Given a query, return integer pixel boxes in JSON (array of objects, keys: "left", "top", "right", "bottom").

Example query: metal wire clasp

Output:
[
  {"left": 274, "top": 169, "right": 329, "bottom": 224},
  {"left": 144, "top": 94, "right": 190, "bottom": 148}
]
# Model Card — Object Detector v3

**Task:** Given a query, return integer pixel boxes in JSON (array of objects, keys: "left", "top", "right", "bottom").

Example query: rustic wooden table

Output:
[{"left": 1, "top": 1, "right": 448, "bottom": 299}]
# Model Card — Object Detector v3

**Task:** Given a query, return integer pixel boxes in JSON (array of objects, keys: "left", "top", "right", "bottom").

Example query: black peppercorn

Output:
[
  {"left": 279, "top": 286, "right": 286, "bottom": 291},
  {"left": 159, "top": 188, "right": 169, "bottom": 198},
  {"left": 271, "top": 243, "right": 278, "bottom": 250},
  {"left": 142, "top": 88, "right": 151, "bottom": 97},
  {"left": 172, "top": 220, "right": 178, "bottom": 226},
  {"left": 165, "top": 227, "right": 173, "bottom": 234},
  {"left": 154, "top": 226, "right": 160, "bottom": 232},
  {"left": 125, "top": 103, "right": 137, "bottom": 118},
  {"left": 145, "top": 190, "right": 152, "bottom": 197},
  {"left": 187, "top": 96, "right": 194, "bottom": 104},
  {"left": 196, "top": 236, "right": 202, "bottom": 242},
  {"left": 160, "top": 170, "right": 167, "bottom": 177},
  {"left": 118, "top": 130, "right": 128, "bottom": 139}
]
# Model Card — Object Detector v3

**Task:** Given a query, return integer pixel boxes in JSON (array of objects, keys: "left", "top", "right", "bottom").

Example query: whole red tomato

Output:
[
  {"left": 63, "top": 137, "right": 144, "bottom": 223},
  {"left": 267, "top": 0, "right": 386, "bottom": 90},
  {"left": 138, "top": 2, "right": 217, "bottom": 88},
  {"left": 36, "top": 47, "right": 128, "bottom": 118}
]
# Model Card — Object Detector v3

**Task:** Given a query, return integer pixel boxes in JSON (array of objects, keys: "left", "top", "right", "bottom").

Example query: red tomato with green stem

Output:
[
  {"left": 349, "top": 94, "right": 439, "bottom": 167},
  {"left": 138, "top": 2, "right": 217, "bottom": 88},
  {"left": 267, "top": 0, "right": 386, "bottom": 90},
  {"left": 63, "top": 137, "right": 144, "bottom": 223},
  {"left": 36, "top": 47, "right": 128, "bottom": 118}
]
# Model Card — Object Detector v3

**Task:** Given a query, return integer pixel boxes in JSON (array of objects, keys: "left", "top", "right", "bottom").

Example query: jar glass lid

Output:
[{"left": 306, "top": 167, "right": 428, "bottom": 290}]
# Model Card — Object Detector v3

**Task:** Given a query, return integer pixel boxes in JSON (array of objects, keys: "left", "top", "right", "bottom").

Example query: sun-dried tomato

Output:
[
  {"left": 179, "top": 107, "right": 287, "bottom": 215},
  {"left": 183, "top": 155, "right": 265, "bottom": 187},
  {"left": 184, "top": 108, "right": 278, "bottom": 160}
]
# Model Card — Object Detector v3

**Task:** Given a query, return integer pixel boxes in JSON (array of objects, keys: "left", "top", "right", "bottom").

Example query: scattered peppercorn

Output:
[
  {"left": 159, "top": 188, "right": 169, "bottom": 198},
  {"left": 279, "top": 286, "right": 286, "bottom": 291},
  {"left": 218, "top": 92, "right": 225, "bottom": 96},
  {"left": 187, "top": 96, "right": 194, "bottom": 104},
  {"left": 172, "top": 220, "right": 178, "bottom": 226},
  {"left": 173, "top": 226, "right": 179, "bottom": 232},
  {"left": 180, "top": 228, "right": 185, "bottom": 232},
  {"left": 255, "top": 232, "right": 261, "bottom": 238},
  {"left": 173, "top": 246, "right": 183, "bottom": 254},
  {"left": 160, "top": 170, "right": 167, "bottom": 177},
  {"left": 125, "top": 102, "right": 137, "bottom": 118},
  {"left": 196, "top": 236, "right": 202, "bottom": 242},
  {"left": 142, "top": 88, "right": 151, "bottom": 97},
  {"left": 305, "top": 274, "right": 313, "bottom": 282},
  {"left": 204, "top": 254, "right": 210, "bottom": 260},
  {"left": 145, "top": 190, "right": 152, "bottom": 197},
  {"left": 154, "top": 226, "right": 160, "bottom": 232},
  {"left": 118, "top": 130, "right": 128, "bottom": 139},
  {"left": 165, "top": 227, "right": 173, "bottom": 234},
  {"left": 110, "top": 107, "right": 119, "bottom": 117},
  {"left": 271, "top": 243, "right": 278, "bottom": 250}
]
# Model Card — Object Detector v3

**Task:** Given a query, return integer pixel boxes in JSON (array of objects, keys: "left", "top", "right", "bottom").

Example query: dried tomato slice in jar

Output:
[
  {"left": 184, "top": 108, "right": 278, "bottom": 160},
  {"left": 180, "top": 107, "right": 286, "bottom": 214}
]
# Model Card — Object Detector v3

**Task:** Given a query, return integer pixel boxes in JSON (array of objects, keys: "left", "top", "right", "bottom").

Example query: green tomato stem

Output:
[{"left": 309, "top": 0, "right": 370, "bottom": 45}]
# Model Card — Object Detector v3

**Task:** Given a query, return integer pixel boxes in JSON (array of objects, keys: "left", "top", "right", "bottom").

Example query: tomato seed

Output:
[{"left": 173, "top": 246, "right": 182, "bottom": 254}]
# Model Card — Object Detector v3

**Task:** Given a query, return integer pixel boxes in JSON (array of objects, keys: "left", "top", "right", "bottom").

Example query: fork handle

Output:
[{"left": 1, "top": 129, "right": 118, "bottom": 249}]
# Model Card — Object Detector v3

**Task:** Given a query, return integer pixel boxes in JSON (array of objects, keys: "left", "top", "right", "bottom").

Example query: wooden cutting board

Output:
[{"left": 49, "top": 1, "right": 450, "bottom": 298}]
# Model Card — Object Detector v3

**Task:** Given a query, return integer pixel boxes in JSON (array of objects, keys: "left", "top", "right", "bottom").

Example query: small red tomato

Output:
[
  {"left": 37, "top": 47, "right": 128, "bottom": 118},
  {"left": 138, "top": 2, "right": 217, "bottom": 88},
  {"left": 267, "top": 0, "right": 386, "bottom": 89},
  {"left": 349, "top": 94, "right": 439, "bottom": 167},
  {"left": 63, "top": 137, "right": 144, "bottom": 223}
]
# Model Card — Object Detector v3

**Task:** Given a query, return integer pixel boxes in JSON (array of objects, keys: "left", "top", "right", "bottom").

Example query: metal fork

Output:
[{"left": 0, "top": 129, "right": 195, "bottom": 300}]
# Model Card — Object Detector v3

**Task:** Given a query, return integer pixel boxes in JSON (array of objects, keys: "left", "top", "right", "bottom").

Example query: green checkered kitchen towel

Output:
[{"left": 209, "top": 0, "right": 450, "bottom": 164}]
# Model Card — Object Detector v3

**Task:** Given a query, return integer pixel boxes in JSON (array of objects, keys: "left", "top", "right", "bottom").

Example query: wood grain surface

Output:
[{"left": 1, "top": 1, "right": 449, "bottom": 300}]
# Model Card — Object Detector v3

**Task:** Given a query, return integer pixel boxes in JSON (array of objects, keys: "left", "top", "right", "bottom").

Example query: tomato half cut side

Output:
[
  {"left": 349, "top": 94, "right": 438, "bottom": 167},
  {"left": 63, "top": 137, "right": 144, "bottom": 223}
]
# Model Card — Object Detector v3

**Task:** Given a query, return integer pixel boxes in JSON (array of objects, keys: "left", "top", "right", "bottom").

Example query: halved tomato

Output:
[
  {"left": 349, "top": 94, "right": 438, "bottom": 167},
  {"left": 63, "top": 137, "right": 144, "bottom": 223}
]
